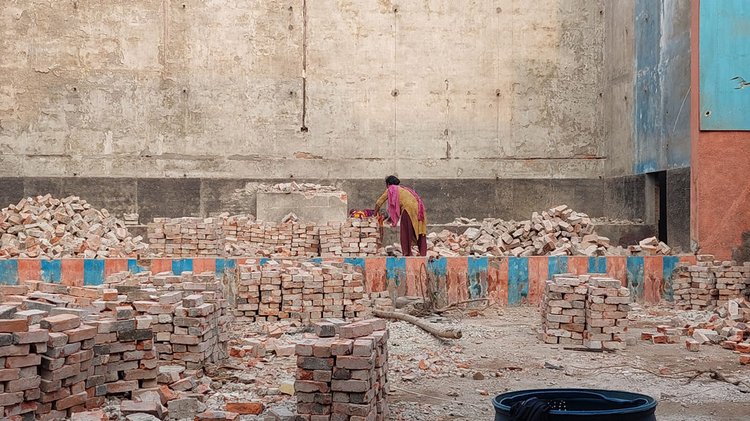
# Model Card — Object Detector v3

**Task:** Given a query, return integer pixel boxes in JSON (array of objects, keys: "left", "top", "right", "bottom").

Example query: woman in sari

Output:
[{"left": 374, "top": 175, "right": 428, "bottom": 257}]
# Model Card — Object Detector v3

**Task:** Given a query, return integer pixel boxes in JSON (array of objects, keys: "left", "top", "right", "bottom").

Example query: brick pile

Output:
[
  {"left": 150, "top": 215, "right": 378, "bottom": 258},
  {"left": 584, "top": 277, "right": 631, "bottom": 351},
  {"left": 0, "top": 195, "right": 147, "bottom": 259},
  {"left": 673, "top": 255, "right": 750, "bottom": 310},
  {"left": 540, "top": 274, "right": 632, "bottom": 350},
  {"left": 540, "top": 275, "right": 588, "bottom": 346},
  {"left": 106, "top": 271, "right": 231, "bottom": 370},
  {"left": 147, "top": 217, "right": 225, "bottom": 257},
  {"left": 0, "top": 313, "right": 47, "bottom": 420},
  {"left": 295, "top": 319, "right": 389, "bottom": 421},
  {"left": 235, "top": 260, "right": 386, "bottom": 323}
]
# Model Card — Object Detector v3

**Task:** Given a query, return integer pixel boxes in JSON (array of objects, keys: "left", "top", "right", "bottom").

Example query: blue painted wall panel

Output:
[
  {"left": 128, "top": 259, "right": 146, "bottom": 274},
  {"left": 84, "top": 259, "right": 105, "bottom": 286},
  {"left": 661, "top": 255, "right": 680, "bottom": 301},
  {"left": 344, "top": 258, "right": 366, "bottom": 271},
  {"left": 0, "top": 261, "right": 18, "bottom": 285},
  {"left": 587, "top": 256, "right": 607, "bottom": 274},
  {"left": 700, "top": 0, "right": 750, "bottom": 130},
  {"left": 467, "top": 257, "right": 488, "bottom": 299},
  {"left": 385, "top": 257, "right": 406, "bottom": 287},
  {"left": 508, "top": 257, "right": 529, "bottom": 305},
  {"left": 547, "top": 256, "right": 568, "bottom": 279},
  {"left": 41, "top": 260, "right": 61, "bottom": 284},
  {"left": 626, "top": 256, "right": 645, "bottom": 299}
]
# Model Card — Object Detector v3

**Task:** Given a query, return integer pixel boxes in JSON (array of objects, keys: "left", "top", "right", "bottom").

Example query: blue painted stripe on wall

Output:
[
  {"left": 385, "top": 257, "right": 406, "bottom": 287},
  {"left": 467, "top": 256, "right": 488, "bottom": 299},
  {"left": 547, "top": 256, "right": 569, "bottom": 279},
  {"left": 41, "top": 260, "right": 61, "bottom": 283},
  {"left": 626, "top": 256, "right": 645, "bottom": 299},
  {"left": 344, "top": 258, "right": 366, "bottom": 270},
  {"left": 426, "top": 257, "right": 447, "bottom": 278},
  {"left": 661, "top": 256, "right": 680, "bottom": 301},
  {"left": 215, "top": 259, "right": 225, "bottom": 276},
  {"left": 508, "top": 257, "right": 529, "bottom": 305},
  {"left": 84, "top": 259, "right": 105, "bottom": 286},
  {"left": 0, "top": 260, "right": 18, "bottom": 285},
  {"left": 588, "top": 257, "right": 607, "bottom": 274},
  {"left": 128, "top": 259, "right": 145, "bottom": 274},
  {"left": 225, "top": 259, "right": 236, "bottom": 269},
  {"left": 259, "top": 258, "right": 269, "bottom": 266},
  {"left": 172, "top": 259, "right": 193, "bottom": 275},
  {"left": 310, "top": 258, "right": 323, "bottom": 264}
]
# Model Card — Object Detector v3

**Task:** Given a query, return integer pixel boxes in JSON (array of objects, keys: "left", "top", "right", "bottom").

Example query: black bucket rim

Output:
[{"left": 493, "top": 388, "right": 658, "bottom": 416}]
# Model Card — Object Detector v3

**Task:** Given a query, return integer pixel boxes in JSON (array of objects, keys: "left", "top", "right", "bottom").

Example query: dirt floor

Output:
[{"left": 181, "top": 306, "right": 750, "bottom": 421}]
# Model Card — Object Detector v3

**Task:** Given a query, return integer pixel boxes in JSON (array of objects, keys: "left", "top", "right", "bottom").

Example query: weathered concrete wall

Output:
[
  {"left": 0, "top": 0, "right": 604, "bottom": 180},
  {"left": 604, "top": 0, "right": 636, "bottom": 177},
  {"left": 633, "top": 0, "right": 692, "bottom": 174}
]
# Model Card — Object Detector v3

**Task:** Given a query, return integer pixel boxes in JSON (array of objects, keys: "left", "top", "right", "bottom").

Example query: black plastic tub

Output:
[{"left": 493, "top": 389, "right": 657, "bottom": 421}]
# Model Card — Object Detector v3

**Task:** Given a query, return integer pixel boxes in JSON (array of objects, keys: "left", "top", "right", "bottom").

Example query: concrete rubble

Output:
[{"left": 0, "top": 195, "right": 147, "bottom": 259}]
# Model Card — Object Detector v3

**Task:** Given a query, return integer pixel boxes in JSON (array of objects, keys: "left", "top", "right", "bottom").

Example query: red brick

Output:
[
  {"left": 65, "top": 325, "right": 98, "bottom": 343},
  {"left": 0, "top": 368, "right": 21, "bottom": 381},
  {"left": 13, "top": 328, "right": 49, "bottom": 344},
  {"left": 7, "top": 375, "right": 41, "bottom": 392},
  {"left": 339, "top": 323, "right": 374, "bottom": 339},
  {"left": 295, "top": 381, "right": 330, "bottom": 393},
  {"left": 651, "top": 334, "right": 668, "bottom": 344},
  {"left": 40, "top": 314, "right": 81, "bottom": 332},
  {"left": 0, "top": 319, "right": 28, "bottom": 333},
  {"left": 56, "top": 392, "right": 89, "bottom": 410},
  {"left": 70, "top": 409, "right": 108, "bottom": 421},
  {"left": 195, "top": 410, "right": 239, "bottom": 421},
  {"left": 335, "top": 356, "right": 374, "bottom": 370},
  {"left": 0, "top": 391, "right": 24, "bottom": 406},
  {"left": 106, "top": 380, "right": 138, "bottom": 394},
  {"left": 5, "top": 353, "right": 41, "bottom": 368},
  {"left": 740, "top": 354, "right": 750, "bottom": 365},
  {"left": 0, "top": 344, "right": 30, "bottom": 357},
  {"left": 225, "top": 402, "right": 264, "bottom": 415},
  {"left": 735, "top": 343, "right": 750, "bottom": 353}
]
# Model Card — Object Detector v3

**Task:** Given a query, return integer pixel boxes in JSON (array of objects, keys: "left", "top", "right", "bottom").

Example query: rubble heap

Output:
[
  {"left": 235, "top": 260, "right": 392, "bottom": 322},
  {"left": 673, "top": 255, "right": 750, "bottom": 310},
  {"left": 540, "top": 274, "right": 632, "bottom": 351},
  {"left": 0, "top": 195, "right": 147, "bottom": 259},
  {"left": 425, "top": 205, "right": 672, "bottom": 258},
  {"left": 642, "top": 298, "right": 750, "bottom": 365},
  {"left": 295, "top": 318, "right": 389, "bottom": 421}
]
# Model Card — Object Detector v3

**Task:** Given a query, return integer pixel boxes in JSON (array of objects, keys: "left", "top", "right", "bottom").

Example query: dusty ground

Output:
[
  {"left": 181, "top": 306, "right": 750, "bottom": 420},
  {"left": 385, "top": 307, "right": 750, "bottom": 421}
]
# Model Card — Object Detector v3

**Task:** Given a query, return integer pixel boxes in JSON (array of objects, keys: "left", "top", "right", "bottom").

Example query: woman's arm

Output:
[{"left": 374, "top": 190, "right": 388, "bottom": 211}]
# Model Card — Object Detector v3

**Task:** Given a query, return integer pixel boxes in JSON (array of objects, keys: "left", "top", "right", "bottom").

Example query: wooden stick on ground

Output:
[{"left": 374, "top": 309, "right": 462, "bottom": 339}]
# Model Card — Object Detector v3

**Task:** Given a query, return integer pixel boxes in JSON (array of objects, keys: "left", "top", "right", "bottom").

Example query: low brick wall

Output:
[{"left": 0, "top": 255, "right": 698, "bottom": 305}]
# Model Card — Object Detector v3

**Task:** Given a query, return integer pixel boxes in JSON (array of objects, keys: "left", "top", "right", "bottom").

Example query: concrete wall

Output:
[
  {"left": 0, "top": 0, "right": 605, "bottom": 181},
  {"left": 604, "top": 0, "right": 636, "bottom": 177},
  {"left": 633, "top": 0, "right": 692, "bottom": 174}
]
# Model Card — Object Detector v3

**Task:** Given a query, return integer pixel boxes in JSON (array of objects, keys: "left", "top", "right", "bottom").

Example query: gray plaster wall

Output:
[
  {"left": 0, "top": 0, "right": 605, "bottom": 180},
  {"left": 604, "top": 0, "right": 636, "bottom": 177}
]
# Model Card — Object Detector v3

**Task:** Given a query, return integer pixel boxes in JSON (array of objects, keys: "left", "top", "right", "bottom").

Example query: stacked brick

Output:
[
  {"left": 540, "top": 274, "right": 632, "bottom": 351},
  {"left": 319, "top": 222, "right": 344, "bottom": 258},
  {"left": 673, "top": 255, "right": 750, "bottom": 310},
  {"left": 295, "top": 319, "right": 389, "bottom": 421},
  {"left": 235, "top": 261, "right": 379, "bottom": 323},
  {"left": 106, "top": 271, "right": 231, "bottom": 370},
  {"left": 0, "top": 314, "right": 48, "bottom": 420},
  {"left": 147, "top": 217, "right": 225, "bottom": 257},
  {"left": 584, "top": 278, "right": 630, "bottom": 350},
  {"left": 540, "top": 275, "right": 588, "bottom": 346},
  {"left": 715, "top": 261, "right": 750, "bottom": 306}
]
